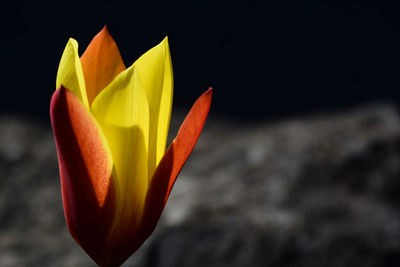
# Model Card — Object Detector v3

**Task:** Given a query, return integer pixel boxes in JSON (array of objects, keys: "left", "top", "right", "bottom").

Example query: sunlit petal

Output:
[
  {"left": 91, "top": 66, "right": 150, "bottom": 251},
  {"left": 141, "top": 88, "right": 212, "bottom": 241},
  {"left": 133, "top": 37, "right": 173, "bottom": 177},
  {"left": 56, "top": 39, "right": 89, "bottom": 108},
  {"left": 50, "top": 86, "right": 114, "bottom": 265},
  {"left": 81, "top": 26, "right": 126, "bottom": 104}
]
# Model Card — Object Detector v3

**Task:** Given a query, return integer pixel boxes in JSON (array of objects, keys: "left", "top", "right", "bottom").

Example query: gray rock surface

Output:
[{"left": 1, "top": 104, "right": 400, "bottom": 266}]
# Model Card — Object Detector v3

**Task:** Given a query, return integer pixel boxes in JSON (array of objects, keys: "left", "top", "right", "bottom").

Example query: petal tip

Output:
[
  {"left": 57, "top": 84, "right": 67, "bottom": 91},
  {"left": 67, "top": 38, "right": 78, "bottom": 47},
  {"left": 100, "top": 25, "right": 112, "bottom": 37},
  {"left": 160, "top": 36, "right": 169, "bottom": 47},
  {"left": 50, "top": 85, "right": 68, "bottom": 114},
  {"left": 199, "top": 87, "right": 213, "bottom": 107}
]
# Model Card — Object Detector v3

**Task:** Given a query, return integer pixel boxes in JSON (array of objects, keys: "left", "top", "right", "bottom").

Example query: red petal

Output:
[
  {"left": 50, "top": 86, "right": 115, "bottom": 265},
  {"left": 149, "top": 87, "right": 212, "bottom": 210},
  {"left": 159, "top": 88, "right": 213, "bottom": 205},
  {"left": 111, "top": 88, "right": 213, "bottom": 265}
]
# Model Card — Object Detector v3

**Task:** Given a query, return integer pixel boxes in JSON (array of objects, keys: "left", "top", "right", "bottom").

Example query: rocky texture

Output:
[{"left": 1, "top": 104, "right": 400, "bottom": 266}]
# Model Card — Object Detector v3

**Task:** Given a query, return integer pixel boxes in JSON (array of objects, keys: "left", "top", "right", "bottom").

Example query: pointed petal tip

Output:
[
  {"left": 160, "top": 36, "right": 169, "bottom": 47},
  {"left": 141, "top": 88, "right": 213, "bottom": 240},
  {"left": 198, "top": 88, "right": 213, "bottom": 109},
  {"left": 52, "top": 85, "right": 69, "bottom": 101},
  {"left": 67, "top": 38, "right": 78, "bottom": 46},
  {"left": 100, "top": 25, "right": 112, "bottom": 36},
  {"left": 195, "top": 87, "right": 213, "bottom": 114},
  {"left": 51, "top": 85, "right": 66, "bottom": 109},
  {"left": 57, "top": 84, "right": 67, "bottom": 91},
  {"left": 97, "top": 25, "right": 112, "bottom": 38},
  {"left": 81, "top": 24, "right": 126, "bottom": 104},
  {"left": 50, "top": 85, "right": 72, "bottom": 120}
]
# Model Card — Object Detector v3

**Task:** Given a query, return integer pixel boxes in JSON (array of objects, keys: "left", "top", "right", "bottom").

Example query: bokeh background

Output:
[{"left": 1, "top": 1, "right": 400, "bottom": 266}]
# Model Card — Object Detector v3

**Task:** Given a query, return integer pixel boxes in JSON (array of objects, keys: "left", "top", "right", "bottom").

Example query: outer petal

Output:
[
  {"left": 149, "top": 88, "right": 212, "bottom": 210},
  {"left": 50, "top": 86, "right": 115, "bottom": 265},
  {"left": 133, "top": 37, "right": 173, "bottom": 177},
  {"left": 56, "top": 39, "right": 89, "bottom": 108},
  {"left": 110, "top": 88, "right": 212, "bottom": 266},
  {"left": 81, "top": 26, "right": 126, "bottom": 105}
]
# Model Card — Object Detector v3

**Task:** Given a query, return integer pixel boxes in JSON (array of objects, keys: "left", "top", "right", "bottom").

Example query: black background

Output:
[{"left": 2, "top": 1, "right": 400, "bottom": 120}]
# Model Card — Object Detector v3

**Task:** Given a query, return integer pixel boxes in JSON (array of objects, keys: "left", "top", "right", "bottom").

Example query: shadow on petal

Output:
[{"left": 50, "top": 87, "right": 116, "bottom": 266}]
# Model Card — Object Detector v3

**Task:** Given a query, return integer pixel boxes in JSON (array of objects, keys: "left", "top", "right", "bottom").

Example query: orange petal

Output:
[
  {"left": 109, "top": 88, "right": 213, "bottom": 265},
  {"left": 50, "top": 86, "right": 115, "bottom": 265},
  {"left": 80, "top": 26, "right": 126, "bottom": 105},
  {"left": 156, "top": 88, "right": 213, "bottom": 205}
]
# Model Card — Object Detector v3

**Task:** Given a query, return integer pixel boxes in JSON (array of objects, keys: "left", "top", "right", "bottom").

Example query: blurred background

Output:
[{"left": 1, "top": 1, "right": 400, "bottom": 266}]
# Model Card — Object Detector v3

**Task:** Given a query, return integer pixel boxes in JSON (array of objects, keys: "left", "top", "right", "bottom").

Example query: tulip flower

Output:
[{"left": 50, "top": 26, "right": 212, "bottom": 266}]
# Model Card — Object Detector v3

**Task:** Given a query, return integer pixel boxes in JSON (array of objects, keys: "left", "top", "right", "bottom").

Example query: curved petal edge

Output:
[
  {"left": 110, "top": 88, "right": 213, "bottom": 265},
  {"left": 50, "top": 86, "right": 115, "bottom": 265}
]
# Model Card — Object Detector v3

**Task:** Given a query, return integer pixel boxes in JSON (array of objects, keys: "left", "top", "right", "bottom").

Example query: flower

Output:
[{"left": 50, "top": 26, "right": 212, "bottom": 266}]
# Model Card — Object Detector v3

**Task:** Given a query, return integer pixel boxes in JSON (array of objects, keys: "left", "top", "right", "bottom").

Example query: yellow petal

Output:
[
  {"left": 56, "top": 38, "right": 89, "bottom": 108},
  {"left": 91, "top": 66, "right": 150, "bottom": 234},
  {"left": 133, "top": 37, "right": 173, "bottom": 176}
]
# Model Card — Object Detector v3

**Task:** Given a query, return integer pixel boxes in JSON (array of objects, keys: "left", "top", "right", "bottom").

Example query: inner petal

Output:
[
  {"left": 91, "top": 66, "right": 150, "bottom": 234},
  {"left": 132, "top": 37, "right": 173, "bottom": 177},
  {"left": 80, "top": 26, "right": 126, "bottom": 105},
  {"left": 56, "top": 38, "right": 89, "bottom": 108}
]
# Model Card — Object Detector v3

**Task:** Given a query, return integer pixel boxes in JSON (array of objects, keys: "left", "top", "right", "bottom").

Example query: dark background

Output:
[
  {"left": 1, "top": 1, "right": 400, "bottom": 119},
  {"left": 2, "top": 2, "right": 400, "bottom": 266}
]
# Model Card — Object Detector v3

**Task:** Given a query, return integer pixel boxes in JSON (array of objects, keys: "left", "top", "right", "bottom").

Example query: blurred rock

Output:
[{"left": 1, "top": 104, "right": 400, "bottom": 267}]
